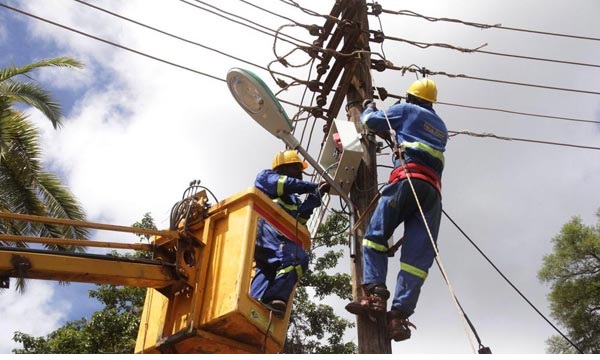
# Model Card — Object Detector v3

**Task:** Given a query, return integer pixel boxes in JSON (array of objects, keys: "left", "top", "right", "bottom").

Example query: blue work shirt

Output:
[
  {"left": 361, "top": 103, "right": 448, "bottom": 177},
  {"left": 254, "top": 169, "right": 322, "bottom": 225}
]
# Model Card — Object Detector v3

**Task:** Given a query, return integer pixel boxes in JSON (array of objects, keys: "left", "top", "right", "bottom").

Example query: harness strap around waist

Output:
[{"left": 388, "top": 162, "right": 442, "bottom": 194}]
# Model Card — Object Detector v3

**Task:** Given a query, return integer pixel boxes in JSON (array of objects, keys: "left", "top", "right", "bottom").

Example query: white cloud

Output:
[{"left": 0, "top": 281, "right": 70, "bottom": 354}]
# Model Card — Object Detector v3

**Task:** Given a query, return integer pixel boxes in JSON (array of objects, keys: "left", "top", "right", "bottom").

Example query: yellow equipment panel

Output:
[{"left": 135, "top": 187, "right": 311, "bottom": 354}]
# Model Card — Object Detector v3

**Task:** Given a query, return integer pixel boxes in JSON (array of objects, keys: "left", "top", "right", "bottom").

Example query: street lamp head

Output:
[{"left": 226, "top": 68, "right": 293, "bottom": 139}]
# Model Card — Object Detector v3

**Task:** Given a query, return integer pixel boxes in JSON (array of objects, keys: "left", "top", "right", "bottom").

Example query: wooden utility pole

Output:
[{"left": 344, "top": 0, "right": 392, "bottom": 354}]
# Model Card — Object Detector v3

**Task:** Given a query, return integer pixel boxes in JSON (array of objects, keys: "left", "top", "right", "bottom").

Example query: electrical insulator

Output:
[
  {"left": 369, "top": 2, "right": 383, "bottom": 16},
  {"left": 316, "top": 63, "right": 329, "bottom": 76},
  {"left": 372, "top": 59, "right": 387, "bottom": 72},
  {"left": 307, "top": 24, "right": 322, "bottom": 36},
  {"left": 307, "top": 80, "right": 322, "bottom": 92},
  {"left": 372, "top": 30, "right": 385, "bottom": 43},
  {"left": 310, "top": 107, "right": 324, "bottom": 119},
  {"left": 316, "top": 94, "right": 327, "bottom": 107}
]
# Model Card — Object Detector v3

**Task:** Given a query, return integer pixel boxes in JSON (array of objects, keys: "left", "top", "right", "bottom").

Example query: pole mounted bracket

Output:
[{"left": 11, "top": 254, "right": 31, "bottom": 277}]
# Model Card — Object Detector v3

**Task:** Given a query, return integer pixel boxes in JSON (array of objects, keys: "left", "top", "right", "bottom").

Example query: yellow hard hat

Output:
[
  {"left": 406, "top": 78, "right": 437, "bottom": 103},
  {"left": 272, "top": 150, "right": 308, "bottom": 170}
]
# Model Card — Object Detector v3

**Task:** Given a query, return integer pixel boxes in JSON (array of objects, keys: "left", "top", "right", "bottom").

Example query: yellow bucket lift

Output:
[{"left": 135, "top": 186, "right": 310, "bottom": 354}]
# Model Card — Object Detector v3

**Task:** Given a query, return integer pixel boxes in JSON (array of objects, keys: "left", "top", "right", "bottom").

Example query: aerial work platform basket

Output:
[{"left": 134, "top": 186, "right": 310, "bottom": 354}]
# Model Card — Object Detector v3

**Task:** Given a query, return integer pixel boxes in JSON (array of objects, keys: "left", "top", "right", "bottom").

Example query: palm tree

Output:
[{"left": 0, "top": 57, "right": 89, "bottom": 291}]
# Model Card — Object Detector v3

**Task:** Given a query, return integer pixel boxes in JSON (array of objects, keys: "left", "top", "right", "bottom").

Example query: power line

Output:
[
  {"left": 73, "top": 0, "right": 317, "bottom": 91},
  {"left": 474, "top": 49, "right": 600, "bottom": 69},
  {"left": 437, "top": 101, "right": 600, "bottom": 125},
  {"left": 448, "top": 130, "right": 600, "bottom": 151},
  {"left": 75, "top": 0, "right": 320, "bottom": 83},
  {"left": 180, "top": 0, "right": 311, "bottom": 47},
  {"left": 384, "top": 63, "right": 600, "bottom": 97},
  {"left": 239, "top": 0, "right": 317, "bottom": 31},
  {"left": 2, "top": 1, "right": 307, "bottom": 90},
  {"left": 1, "top": 1, "right": 314, "bottom": 121},
  {"left": 279, "top": 1, "right": 600, "bottom": 70},
  {"left": 442, "top": 209, "right": 583, "bottom": 353},
  {"left": 0, "top": 2, "right": 224, "bottom": 82},
  {"left": 72, "top": 0, "right": 269, "bottom": 73},
  {"left": 382, "top": 34, "right": 600, "bottom": 69},
  {"left": 380, "top": 8, "right": 600, "bottom": 42}
]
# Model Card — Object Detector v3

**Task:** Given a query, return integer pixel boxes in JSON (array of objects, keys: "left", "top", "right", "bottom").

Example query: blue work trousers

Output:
[
  {"left": 363, "top": 178, "right": 442, "bottom": 318},
  {"left": 250, "top": 219, "right": 309, "bottom": 304}
]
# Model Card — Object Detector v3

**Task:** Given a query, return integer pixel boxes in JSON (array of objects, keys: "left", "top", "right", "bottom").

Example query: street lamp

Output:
[{"left": 226, "top": 67, "right": 357, "bottom": 255}]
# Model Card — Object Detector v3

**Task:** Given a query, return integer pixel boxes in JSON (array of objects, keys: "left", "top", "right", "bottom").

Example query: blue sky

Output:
[{"left": 1, "top": 0, "right": 599, "bottom": 355}]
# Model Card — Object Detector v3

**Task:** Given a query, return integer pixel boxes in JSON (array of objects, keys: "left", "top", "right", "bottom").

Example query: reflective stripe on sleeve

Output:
[
  {"left": 276, "top": 264, "right": 303, "bottom": 277},
  {"left": 400, "top": 262, "right": 428, "bottom": 280},
  {"left": 273, "top": 198, "right": 298, "bottom": 212},
  {"left": 277, "top": 175, "right": 288, "bottom": 196},
  {"left": 401, "top": 141, "right": 445, "bottom": 165}
]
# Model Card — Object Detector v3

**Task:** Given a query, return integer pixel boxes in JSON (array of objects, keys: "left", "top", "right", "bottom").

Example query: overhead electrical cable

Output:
[
  {"left": 437, "top": 101, "right": 600, "bottom": 125},
  {"left": 382, "top": 8, "right": 600, "bottom": 42},
  {"left": 384, "top": 63, "right": 600, "bottom": 96},
  {"left": 277, "top": 0, "right": 342, "bottom": 23},
  {"left": 383, "top": 35, "right": 600, "bottom": 69},
  {"left": 239, "top": 0, "right": 321, "bottom": 33},
  {"left": 51, "top": 1, "right": 600, "bottom": 130},
  {"left": 181, "top": 0, "right": 311, "bottom": 48},
  {"left": 1, "top": 2, "right": 311, "bottom": 91},
  {"left": 448, "top": 130, "right": 600, "bottom": 151},
  {"left": 0, "top": 2, "right": 223, "bottom": 82},
  {"left": 72, "top": 0, "right": 270, "bottom": 73},
  {"left": 442, "top": 209, "right": 584, "bottom": 353},
  {"left": 474, "top": 49, "right": 600, "bottom": 69}
]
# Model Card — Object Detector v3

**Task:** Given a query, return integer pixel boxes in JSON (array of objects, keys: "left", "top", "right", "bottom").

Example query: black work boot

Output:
[
  {"left": 262, "top": 299, "right": 287, "bottom": 317},
  {"left": 345, "top": 283, "right": 390, "bottom": 317},
  {"left": 387, "top": 309, "right": 416, "bottom": 342}
]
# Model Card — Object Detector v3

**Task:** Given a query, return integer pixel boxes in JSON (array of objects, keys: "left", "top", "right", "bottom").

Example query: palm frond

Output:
[
  {"left": 37, "top": 172, "right": 90, "bottom": 250},
  {"left": 0, "top": 57, "right": 88, "bottom": 291},
  {"left": 0, "top": 80, "right": 62, "bottom": 128},
  {"left": 0, "top": 111, "right": 42, "bottom": 169},
  {"left": 0, "top": 57, "right": 84, "bottom": 82},
  {"left": 0, "top": 56, "right": 84, "bottom": 129}
]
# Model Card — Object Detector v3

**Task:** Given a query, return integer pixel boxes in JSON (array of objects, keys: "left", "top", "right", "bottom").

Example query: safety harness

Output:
[{"left": 388, "top": 161, "right": 442, "bottom": 195}]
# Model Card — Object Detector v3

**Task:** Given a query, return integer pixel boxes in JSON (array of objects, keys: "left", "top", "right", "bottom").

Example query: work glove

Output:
[
  {"left": 318, "top": 181, "right": 330, "bottom": 194},
  {"left": 362, "top": 99, "right": 377, "bottom": 111}
]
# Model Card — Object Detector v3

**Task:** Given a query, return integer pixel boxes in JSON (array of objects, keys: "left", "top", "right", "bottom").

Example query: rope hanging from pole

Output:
[{"left": 369, "top": 74, "right": 479, "bottom": 353}]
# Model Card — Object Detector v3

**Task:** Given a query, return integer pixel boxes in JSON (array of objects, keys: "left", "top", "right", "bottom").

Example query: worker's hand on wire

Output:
[
  {"left": 362, "top": 99, "right": 377, "bottom": 111},
  {"left": 318, "top": 181, "right": 330, "bottom": 194}
]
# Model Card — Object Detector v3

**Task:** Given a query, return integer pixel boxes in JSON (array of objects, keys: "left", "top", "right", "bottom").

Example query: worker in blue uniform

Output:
[
  {"left": 345, "top": 78, "right": 448, "bottom": 342},
  {"left": 251, "top": 149, "right": 329, "bottom": 315}
]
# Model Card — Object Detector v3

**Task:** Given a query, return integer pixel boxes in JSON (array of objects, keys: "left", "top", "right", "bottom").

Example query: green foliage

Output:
[
  {"left": 283, "top": 211, "right": 357, "bottom": 354},
  {"left": 12, "top": 286, "right": 144, "bottom": 354},
  {"left": 538, "top": 208, "right": 600, "bottom": 354},
  {"left": 131, "top": 212, "right": 158, "bottom": 242}
]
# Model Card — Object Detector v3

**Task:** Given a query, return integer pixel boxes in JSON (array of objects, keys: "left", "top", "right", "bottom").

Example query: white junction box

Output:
[{"left": 318, "top": 119, "right": 364, "bottom": 196}]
